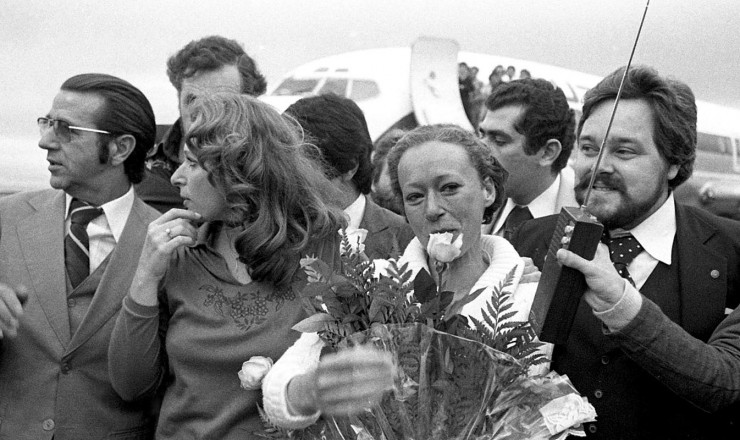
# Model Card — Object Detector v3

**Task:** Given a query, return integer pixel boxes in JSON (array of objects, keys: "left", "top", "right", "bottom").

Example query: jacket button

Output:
[
  {"left": 67, "top": 298, "right": 76, "bottom": 308},
  {"left": 601, "top": 355, "right": 610, "bottom": 365},
  {"left": 711, "top": 269, "right": 720, "bottom": 279},
  {"left": 588, "top": 424, "right": 597, "bottom": 434},
  {"left": 61, "top": 362, "right": 70, "bottom": 374},
  {"left": 594, "top": 389, "right": 603, "bottom": 399},
  {"left": 42, "top": 419, "right": 55, "bottom": 431}
]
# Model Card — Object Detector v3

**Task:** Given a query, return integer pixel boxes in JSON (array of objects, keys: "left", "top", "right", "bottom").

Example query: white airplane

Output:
[{"left": 261, "top": 37, "right": 740, "bottom": 220}]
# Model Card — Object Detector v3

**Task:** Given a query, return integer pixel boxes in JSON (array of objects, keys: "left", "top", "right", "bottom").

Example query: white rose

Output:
[
  {"left": 238, "top": 356, "right": 273, "bottom": 390},
  {"left": 339, "top": 228, "right": 368, "bottom": 254},
  {"left": 426, "top": 232, "right": 464, "bottom": 263}
]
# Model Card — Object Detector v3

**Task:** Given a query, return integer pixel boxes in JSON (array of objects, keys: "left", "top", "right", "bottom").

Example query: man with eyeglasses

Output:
[
  {"left": 135, "top": 35, "right": 267, "bottom": 212},
  {"left": 0, "top": 73, "right": 161, "bottom": 439}
]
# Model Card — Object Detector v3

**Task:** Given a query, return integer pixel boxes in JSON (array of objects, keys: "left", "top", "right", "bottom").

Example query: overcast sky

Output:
[{"left": 2, "top": 0, "right": 739, "bottom": 139}]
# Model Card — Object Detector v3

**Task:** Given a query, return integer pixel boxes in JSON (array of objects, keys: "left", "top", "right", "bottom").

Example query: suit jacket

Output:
[
  {"left": 0, "top": 189, "right": 161, "bottom": 440},
  {"left": 511, "top": 203, "right": 740, "bottom": 439},
  {"left": 359, "top": 199, "right": 415, "bottom": 260}
]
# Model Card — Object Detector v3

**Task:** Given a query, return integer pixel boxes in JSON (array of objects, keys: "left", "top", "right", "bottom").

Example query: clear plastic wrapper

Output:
[{"left": 282, "top": 323, "right": 594, "bottom": 440}]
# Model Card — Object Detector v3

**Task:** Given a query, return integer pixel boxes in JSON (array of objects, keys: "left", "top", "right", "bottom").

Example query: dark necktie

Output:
[
  {"left": 502, "top": 205, "right": 533, "bottom": 241},
  {"left": 605, "top": 232, "right": 643, "bottom": 287},
  {"left": 65, "top": 198, "right": 103, "bottom": 288}
]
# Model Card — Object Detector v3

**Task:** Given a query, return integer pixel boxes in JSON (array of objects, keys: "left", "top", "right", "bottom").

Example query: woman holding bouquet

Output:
[
  {"left": 263, "top": 124, "right": 551, "bottom": 429},
  {"left": 108, "top": 93, "right": 346, "bottom": 439}
]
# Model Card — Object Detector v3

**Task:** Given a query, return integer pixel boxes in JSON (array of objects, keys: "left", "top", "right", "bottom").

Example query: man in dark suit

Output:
[
  {"left": 512, "top": 66, "right": 740, "bottom": 439},
  {"left": 478, "top": 78, "right": 577, "bottom": 240},
  {"left": 0, "top": 74, "right": 161, "bottom": 439},
  {"left": 285, "top": 94, "right": 414, "bottom": 260}
]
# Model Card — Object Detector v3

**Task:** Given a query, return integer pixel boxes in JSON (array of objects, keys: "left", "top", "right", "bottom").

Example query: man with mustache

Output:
[
  {"left": 511, "top": 66, "right": 740, "bottom": 439},
  {"left": 0, "top": 74, "right": 161, "bottom": 439}
]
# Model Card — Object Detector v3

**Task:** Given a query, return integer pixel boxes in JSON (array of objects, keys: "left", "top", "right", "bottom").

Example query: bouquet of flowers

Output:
[{"left": 260, "top": 231, "right": 595, "bottom": 439}]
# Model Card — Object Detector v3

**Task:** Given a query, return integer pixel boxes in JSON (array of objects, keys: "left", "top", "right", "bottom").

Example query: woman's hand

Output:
[
  {"left": 287, "top": 345, "right": 395, "bottom": 416},
  {"left": 129, "top": 209, "right": 201, "bottom": 306}
]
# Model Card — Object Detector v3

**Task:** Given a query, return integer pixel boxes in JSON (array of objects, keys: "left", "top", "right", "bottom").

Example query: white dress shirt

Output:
[
  {"left": 343, "top": 193, "right": 366, "bottom": 231},
  {"left": 613, "top": 194, "right": 676, "bottom": 289},
  {"left": 594, "top": 194, "right": 677, "bottom": 330},
  {"left": 65, "top": 186, "right": 135, "bottom": 273},
  {"left": 491, "top": 173, "right": 562, "bottom": 236}
]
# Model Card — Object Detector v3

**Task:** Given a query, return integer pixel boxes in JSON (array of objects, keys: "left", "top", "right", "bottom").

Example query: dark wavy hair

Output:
[
  {"left": 485, "top": 78, "right": 576, "bottom": 174},
  {"left": 284, "top": 94, "right": 374, "bottom": 194},
  {"left": 167, "top": 35, "right": 267, "bottom": 96},
  {"left": 387, "top": 124, "right": 508, "bottom": 224},
  {"left": 578, "top": 65, "right": 696, "bottom": 189},
  {"left": 61, "top": 73, "right": 155, "bottom": 184},
  {"left": 185, "top": 93, "right": 345, "bottom": 286}
]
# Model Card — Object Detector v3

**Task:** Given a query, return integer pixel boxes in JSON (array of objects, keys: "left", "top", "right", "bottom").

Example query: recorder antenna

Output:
[{"left": 582, "top": 0, "right": 651, "bottom": 209}]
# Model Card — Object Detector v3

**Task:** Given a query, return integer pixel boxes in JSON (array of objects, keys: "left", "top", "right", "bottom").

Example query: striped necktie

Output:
[{"left": 65, "top": 198, "right": 103, "bottom": 288}]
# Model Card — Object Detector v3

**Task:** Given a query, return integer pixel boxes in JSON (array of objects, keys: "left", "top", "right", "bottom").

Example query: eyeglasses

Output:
[{"left": 37, "top": 117, "right": 111, "bottom": 141}]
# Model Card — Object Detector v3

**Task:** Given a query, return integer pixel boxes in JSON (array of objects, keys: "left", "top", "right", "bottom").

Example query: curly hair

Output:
[
  {"left": 167, "top": 35, "right": 267, "bottom": 96},
  {"left": 61, "top": 73, "right": 155, "bottom": 184},
  {"left": 484, "top": 78, "right": 576, "bottom": 174},
  {"left": 579, "top": 65, "right": 696, "bottom": 189},
  {"left": 185, "top": 93, "right": 345, "bottom": 286},
  {"left": 386, "top": 124, "right": 508, "bottom": 224}
]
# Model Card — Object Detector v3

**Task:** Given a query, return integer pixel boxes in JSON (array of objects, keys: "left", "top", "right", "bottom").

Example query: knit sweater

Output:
[{"left": 109, "top": 222, "right": 338, "bottom": 439}]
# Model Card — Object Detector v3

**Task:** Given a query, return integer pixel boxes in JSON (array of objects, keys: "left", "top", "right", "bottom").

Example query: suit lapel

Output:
[
  {"left": 66, "top": 198, "right": 152, "bottom": 354},
  {"left": 18, "top": 191, "right": 70, "bottom": 347},
  {"left": 359, "top": 200, "right": 389, "bottom": 235},
  {"left": 360, "top": 200, "right": 388, "bottom": 257},
  {"left": 675, "top": 205, "right": 728, "bottom": 337}
]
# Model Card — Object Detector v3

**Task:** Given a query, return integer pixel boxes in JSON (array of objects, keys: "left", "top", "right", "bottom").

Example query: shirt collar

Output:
[
  {"left": 343, "top": 193, "right": 366, "bottom": 230},
  {"left": 65, "top": 186, "right": 135, "bottom": 243},
  {"left": 493, "top": 174, "right": 560, "bottom": 233},
  {"left": 526, "top": 172, "right": 561, "bottom": 219},
  {"left": 615, "top": 193, "right": 676, "bottom": 265}
]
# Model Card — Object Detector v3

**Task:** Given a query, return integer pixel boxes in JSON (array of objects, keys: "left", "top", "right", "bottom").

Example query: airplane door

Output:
[{"left": 409, "top": 37, "right": 474, "bottom": 130}]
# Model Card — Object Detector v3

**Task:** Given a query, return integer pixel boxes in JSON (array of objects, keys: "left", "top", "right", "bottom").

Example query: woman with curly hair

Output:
[{"left": 108, "top": 93, "right": 345, "bottom": 438}]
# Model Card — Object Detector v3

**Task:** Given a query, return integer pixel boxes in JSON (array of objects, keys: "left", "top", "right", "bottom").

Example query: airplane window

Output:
[
  {"left": 697, "top": 132, "right": 733, "bottom": 155},
  {"left": 272, "top": 78, "right": 319, "bottom": 96},
  {"left": 350, "top": 80, "right": 380, "bottom": 101},
  {"left": 318, "top": 78, "right": 348, "bottom": 96}
]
